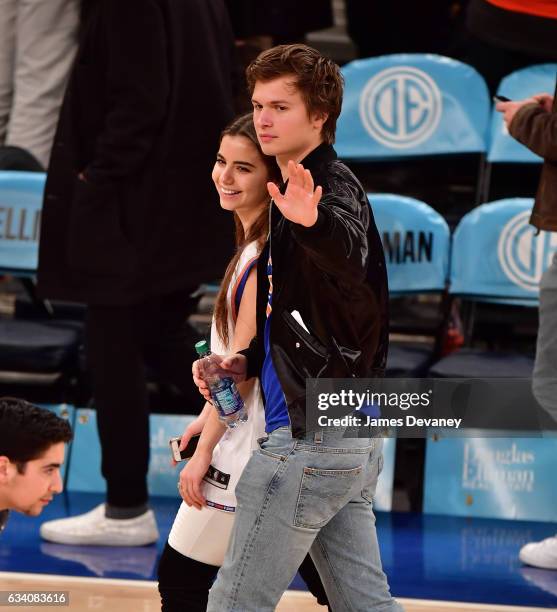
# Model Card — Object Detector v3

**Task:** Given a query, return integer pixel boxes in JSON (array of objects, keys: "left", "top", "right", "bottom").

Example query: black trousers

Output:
[
  {"left": 157, "top": 542, "right": 331, "bottom": 611},
  {"left": 86, "top": 289, "right": 200, "bottom": 507}
]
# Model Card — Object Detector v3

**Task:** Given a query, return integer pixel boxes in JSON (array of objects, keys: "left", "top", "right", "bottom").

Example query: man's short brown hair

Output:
[{"left": 246, "top": 44, "right": 344, "bottom": 145}]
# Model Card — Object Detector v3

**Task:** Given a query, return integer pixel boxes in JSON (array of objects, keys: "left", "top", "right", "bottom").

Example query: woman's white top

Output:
[{"left": 168, "top": 241, "right": 266, "bottom": 566}]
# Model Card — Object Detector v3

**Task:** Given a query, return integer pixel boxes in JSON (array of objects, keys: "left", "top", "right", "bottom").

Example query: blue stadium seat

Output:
[
  {"left": 482, "top": 64, "right": 557, "bottom": 201},
  {"left": 429, "top": 198, "right": 556, "bottom": 378},
  {"left": 448, "top": 198, "right": 551, "bottom": 304},
  {"left": 373, "top": 193, "right": 450, "bottom": 293},
  {"left": 337, "top": 54, "right": 490, "bottom": 161},
  {"left": 0, "top": 171, "right": 81, "bottom": 386},
  {"left": 0, "top": 171, "right": 44, "bottom": 274},
  {"left": 372, "top": 194, "right": 450, "bottom": 376},
  {"left": 488, "top": 64, "right": 557, "bottom": 164}
]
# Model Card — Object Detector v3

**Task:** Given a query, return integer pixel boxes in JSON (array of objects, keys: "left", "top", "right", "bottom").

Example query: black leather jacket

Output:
[{"left": 241, "top": 143, "right": 389, "bottom": 437}]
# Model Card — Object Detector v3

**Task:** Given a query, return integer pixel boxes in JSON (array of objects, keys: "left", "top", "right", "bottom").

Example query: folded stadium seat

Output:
[
  {"left": 429, "top": 347, "right": 534, "bottom": 378},
  {"left": 386, "top": 342, "right": 437, "bottom": 378},
  {"left": 371, "top": 194, "right": 451, "bottom": 377},
  {"left": 0, "top": 319, "right": 80, "bottom": 384},
  {"left": 337, "top": 54, "right": 490, "bottom": 221},
  {"left": 428, "top": 198, "right": 546, "bottom": 379},
  {"left": 482, "top": 63, "right": 557, "bottom": 202},
  {"left": 0, "top": 171, "right": 81, "bottom": 396}
]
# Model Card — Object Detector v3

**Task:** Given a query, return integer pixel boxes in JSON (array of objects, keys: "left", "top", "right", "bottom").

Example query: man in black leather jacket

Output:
[{"left": 188, "top": 45, "right": 401, "bottom": 611}]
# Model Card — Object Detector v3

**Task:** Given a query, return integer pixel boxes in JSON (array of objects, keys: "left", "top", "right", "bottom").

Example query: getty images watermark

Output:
[
  {"left": 305, "top": 378, "right": 557, "bottom": 437},
  {"left": 315, "top": 387, "right": 451, "bottom": 428}
]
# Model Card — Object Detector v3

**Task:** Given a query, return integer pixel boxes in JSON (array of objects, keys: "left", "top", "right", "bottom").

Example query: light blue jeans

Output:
[
  {"left": 533, "top": 253, "right": 557, "bottom": 424},
  {"left": 207, "top": 426, "right": 403, "bottom": 612}
]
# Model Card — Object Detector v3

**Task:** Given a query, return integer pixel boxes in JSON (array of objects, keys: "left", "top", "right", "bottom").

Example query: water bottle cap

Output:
[{"left": 194, "top": 340, "right": 209, "bottom": 355}]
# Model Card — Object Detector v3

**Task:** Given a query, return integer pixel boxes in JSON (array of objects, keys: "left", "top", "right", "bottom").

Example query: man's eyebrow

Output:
[
  {"left": 252, "top": 98, "right": 290, "bottom": 105},
  {"left": 43, "top": 463, "right": 61, "bottom": 469}
]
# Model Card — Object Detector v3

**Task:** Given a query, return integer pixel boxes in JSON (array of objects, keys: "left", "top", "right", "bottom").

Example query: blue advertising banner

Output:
[
  {"left": 488, "top": 64, "right": 557, "bottom": 163},
  {"left": 148, "top": 413, "right": 198, "bottom": 496},
  {"left": 424, "top": 435, "right": 557, "bottom": 521},
  {"left": 371, "top": 193, "right": 450, "bottom": 293},
  {"left": 40, "top": 403, "right": 75, "bottom": 483},
  {"left": 337, "top": 54, "right": 489, "bottom": 160},
  {"left": 450, "top": 198, "right": 557, "bottom": 302},
  {"left": 0, "top": 171, "right": 45, "bottom": 274},
  {"left": 67, "top": 409, "right": 197, "bottom": 495},
  {"left": 66, "top": 409, "right": 104, "bottom": 493}
]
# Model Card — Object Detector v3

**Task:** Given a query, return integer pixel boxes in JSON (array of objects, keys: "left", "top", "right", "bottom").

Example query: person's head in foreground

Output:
[
  {"left": 246, "top": 43, "right": 344, "bottom": 171},
  {"left": 0, "top": 398, "right": 72, "bottom": 522}
]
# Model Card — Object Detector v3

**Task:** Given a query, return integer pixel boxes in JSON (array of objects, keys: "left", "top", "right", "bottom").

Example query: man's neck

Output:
[{"left": 277, "top": 140, "right": 324, "bottom": 182}]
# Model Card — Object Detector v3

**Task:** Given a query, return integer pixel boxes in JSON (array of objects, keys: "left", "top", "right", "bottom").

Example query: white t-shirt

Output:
[{"left": 168, "top": 241, "right": 266, "bottom": 566}]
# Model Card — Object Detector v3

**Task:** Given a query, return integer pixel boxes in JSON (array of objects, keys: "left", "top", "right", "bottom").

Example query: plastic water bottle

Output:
[{"left": 194, "top": 340, "right": 248, "bottom": 428}]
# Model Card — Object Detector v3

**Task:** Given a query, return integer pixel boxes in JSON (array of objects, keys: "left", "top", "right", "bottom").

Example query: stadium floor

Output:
[{"left": 0, "top": 492, "right": 556, "bottom": 610}]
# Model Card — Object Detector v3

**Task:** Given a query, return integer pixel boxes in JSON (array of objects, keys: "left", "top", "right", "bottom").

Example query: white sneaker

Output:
[
  {"left": 519, "top": 535, "right": 557, "bottom": 570},
  {"left": 40, "top": 504, "right": 159, "bottom": 546}
]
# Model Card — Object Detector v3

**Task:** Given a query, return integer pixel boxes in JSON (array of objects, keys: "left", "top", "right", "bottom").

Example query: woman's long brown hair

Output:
[{"left": 213, "top": 114, "right": 281, "bottom": 346}]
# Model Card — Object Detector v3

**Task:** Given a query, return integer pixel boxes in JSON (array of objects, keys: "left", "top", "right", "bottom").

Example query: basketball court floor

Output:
[{"left": 1, "top": 491, "right": 556, "bottom": 611}]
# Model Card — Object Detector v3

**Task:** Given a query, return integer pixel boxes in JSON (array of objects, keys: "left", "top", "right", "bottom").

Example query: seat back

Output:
[
  {"left": 371, "top": 193, "right": 450, "bottom": 294},
  {"left": 449, "top": 198, "right": 557, "bottom": 305},
  {"left": 0, "top": 171, "right": 46, "bottom": 275},
  {"left": 337, "top": 54, "right": 490, "bottom": 160},
  {"left": 488, "top": 64, "right": 557, "bottom": 163}
]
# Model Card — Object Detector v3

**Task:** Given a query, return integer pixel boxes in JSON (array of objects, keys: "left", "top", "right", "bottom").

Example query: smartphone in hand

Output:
[{"left": 169, "top": 435, "right": 200, "bottom": 462}]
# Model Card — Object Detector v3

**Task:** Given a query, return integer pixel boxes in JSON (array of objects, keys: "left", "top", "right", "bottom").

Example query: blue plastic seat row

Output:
[
  {"left": 336, "top": 53, "right": 556, "bottom": 166},
  {"left": 0, "top": 179, "right": 550, "bottom": 383},
  {"left": 372, "top": 193, "right": 552, "bottom": 378},
  {"left": 0, "top": 172, "right": 81, "bottom": 386}
]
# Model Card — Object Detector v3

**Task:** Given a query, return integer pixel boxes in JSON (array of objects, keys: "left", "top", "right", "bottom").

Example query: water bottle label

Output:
[{"left": 211, "top": 378, "right": 243, "bottom": 416}]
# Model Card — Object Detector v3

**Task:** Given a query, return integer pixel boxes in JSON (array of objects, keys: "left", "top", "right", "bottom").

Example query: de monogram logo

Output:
[
  {"left": 359, "top": 66, "right": 442, "bottom": 149},
  {"left": 498, "top": 211, "right": 557, "bottom": 291}
]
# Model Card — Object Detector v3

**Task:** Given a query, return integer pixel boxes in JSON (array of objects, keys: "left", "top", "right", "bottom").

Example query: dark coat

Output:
[
  {"left": 38, "top": 0, "right": 235, "bottom": 305},
  {"left": 225, "top": 0, "right": 333, "bottom": 41},
  {"left": 240, "top": 144, "right": 389, "bottom": 438},
  {"left": 510, "top": 80, "right": 557, "bottom": 232}
]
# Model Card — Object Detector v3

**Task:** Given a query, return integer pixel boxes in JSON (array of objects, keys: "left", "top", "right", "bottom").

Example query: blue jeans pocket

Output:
[
  {"left": 294, "top": 465, "right": 363, "bottom": 529},
  {"left": 257, "top": 427, "right": 292, "bottom": 461},
  {"left": 258, "top": 447, "right": 288, "bottom": 461}
]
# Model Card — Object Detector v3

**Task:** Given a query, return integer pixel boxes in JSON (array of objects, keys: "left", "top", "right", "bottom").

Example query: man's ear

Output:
[{"left": 312, "top": 111, "right": 328, "bottom": 131}]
